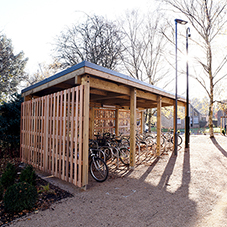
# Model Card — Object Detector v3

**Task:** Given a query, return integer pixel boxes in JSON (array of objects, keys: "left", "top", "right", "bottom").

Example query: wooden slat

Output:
[
  {"left": 55, "top": 92, "right": 60, "bottom": 177},
  {"left": 41, "top": 97, "right": 44, "bottom": 170},
  {"left": 59, "top": 91, "right": 63, "bottom": 179},
  {"left": 78, "top": 85, "right": 83, "bottom": 187},
  {"left": 44, "top": 96, "right": 49, "bottom": 172},
  {"left": 74, "top": 87, "right": 79, "bottom": 185},
  {"left": 89, "top": 107, "right": 95, "bottom": 139},
  {"left": 28, "top": 100, "right": 31, "bottom": 165},
  {"left": 52, "top": 93, "right": 56, "bottom": 175},
  {"left": 66, "top": 88, "right": 70, "bottom": 182},
  {"left": 48, "top": 95, "right": 52, "bottom": 173},
  {"left": 70, "top": 87, "right": 75, "bottom": 183},
  {"left": 34, "top": 99, "right": 38, "bottom": 166},
  {"left": 115, "top": 108, "right": 119, "bottom": 136}
]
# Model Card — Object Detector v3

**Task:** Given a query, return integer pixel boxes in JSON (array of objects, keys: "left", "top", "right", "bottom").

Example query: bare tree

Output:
[
  {"left": 161, "top": 0, "right": 227, "bottom": 137},
  {"left": 120, "top": 10, "right": 169, "bottom": 86},
  {"left": 120, "top": 10, "right": 171, "bottom": 132},
  {"left": 53, "top": 15, "right": 124, "bottom": 70},
  {"left": 27, "top": 60, "right": 62, "bottom": 86}
]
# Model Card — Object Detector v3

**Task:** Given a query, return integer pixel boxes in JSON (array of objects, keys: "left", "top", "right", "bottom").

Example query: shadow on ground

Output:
[
  {"left": 211, "top": 137, "right": 227, "bottom": 157},
  {"left": 86, "top": 149, "right": 197, "bottom": 227}
]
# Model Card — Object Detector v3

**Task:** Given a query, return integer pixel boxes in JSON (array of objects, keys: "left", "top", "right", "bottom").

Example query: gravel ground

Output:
[{"left": 9, "top": 135, "right": 227, "bottom": 227}]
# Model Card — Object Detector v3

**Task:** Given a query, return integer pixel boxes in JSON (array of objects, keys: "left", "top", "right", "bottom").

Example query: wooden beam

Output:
[
  {"left": 53, "top": 83, "right": 72, "bottom": 89},
  {"left": 24, "top": 95, "right": 40, "bottom": 101},
  {"left": 156, "top": 96, "right": 162, "bottom": 156},
  {"left": 136, "top": 89, "right": 157, "bottom": 101},
  {"left": 85, "top": 67, "right": 180, "bottom": 100},
  {"left": 81, "top": 75, "right": 90, "bottom": 188},
  {"left": 23, "top": 68, "right": 85, "bottom": 97},
  {"left": 91, "top": 95, "right": 129, "bottom": 102},
  {"left": 130, "top": 88, "right": 136, "bottom": 168},
  {"left": 97, "top": 98, "right": 130, "bottom": 107},
  {"left": 162, "top": 97, "right": 174, "bottom": 105},
  {"left": 90, "top": 89, "right": 108, "bottom": 96},
  {"left": 89, "top": 76, "right": 131, "bottom": 95}
]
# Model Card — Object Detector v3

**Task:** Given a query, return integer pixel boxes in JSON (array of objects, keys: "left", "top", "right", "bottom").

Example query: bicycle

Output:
[
  {"left": 89, "top": 147, "right": 108, "bottom": 182},
  {"left": 153, "top": 131, "right": 183, "bottom": 147},
  {"left": 96, "top": 133, "right": 130, "bottom": 166}
]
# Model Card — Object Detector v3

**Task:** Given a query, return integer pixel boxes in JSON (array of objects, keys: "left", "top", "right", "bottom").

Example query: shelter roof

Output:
[{"left": 22, "top": 61, "right": 186, "bottom": 109}]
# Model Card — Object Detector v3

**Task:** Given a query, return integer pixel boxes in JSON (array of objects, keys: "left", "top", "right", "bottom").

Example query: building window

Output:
[{"left": 194, "top": 117, "right": 199, "bottom": 124}]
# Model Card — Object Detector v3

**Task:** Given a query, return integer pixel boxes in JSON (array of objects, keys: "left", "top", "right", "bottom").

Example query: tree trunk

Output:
[
  {"left": 208, "top": 100, "right": 214, "bottom": 138},
  {"left": 208, "top": 43, "right": 214, "bottom": 138}
]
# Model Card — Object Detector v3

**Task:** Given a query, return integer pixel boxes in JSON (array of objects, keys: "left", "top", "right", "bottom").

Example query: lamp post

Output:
[
  {"left": 174, "top": 18, "right": 188, "bottom": 156},
  {"left": 185, "top": 27, "right": 191, "bottom": 149}
]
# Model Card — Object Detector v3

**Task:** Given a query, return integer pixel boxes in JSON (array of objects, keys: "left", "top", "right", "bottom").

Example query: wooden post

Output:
[
  {"left": 141, "top": 110, "right": 145, "bottom": 133},
  {"left": 130, "top": 88, "right": 136, "bottom": 168},
  {"left": 89, "top": 107, "right": 95, "bottom": 140},
  {"left": 115, "top": 108, "right": 119, "bottom": 136},
  {"left": 82, "top": 75, "right": 90, "bottom": 188},
  {"left": 156, "top": 96, "right": 162, "bottom": 156}
]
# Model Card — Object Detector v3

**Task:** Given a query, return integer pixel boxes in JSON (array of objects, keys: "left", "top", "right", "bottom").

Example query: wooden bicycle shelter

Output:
[{"left": 20, "top": 61, "right": 187, "bottom": 188}]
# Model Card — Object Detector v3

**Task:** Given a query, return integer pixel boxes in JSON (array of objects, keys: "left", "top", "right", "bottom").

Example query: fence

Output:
[
  {"left": 93, "top": 108, "right": 115, "bottom": 134},
  {"left": 20, "top": 85, "right": 84, "bottom": 187},
  {"left": 93, "top": 108, "right": 142, "bottom": 135}
]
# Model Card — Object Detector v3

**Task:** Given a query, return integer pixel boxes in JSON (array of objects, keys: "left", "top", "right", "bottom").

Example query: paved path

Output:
[{"left": 9, "top": 135, "right": 227, "bottom": 227}]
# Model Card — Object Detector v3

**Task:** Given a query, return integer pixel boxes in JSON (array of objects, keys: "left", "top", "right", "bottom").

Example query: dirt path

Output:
[{"left": 9, "top": 135, "right": 227, "bottom": 227}]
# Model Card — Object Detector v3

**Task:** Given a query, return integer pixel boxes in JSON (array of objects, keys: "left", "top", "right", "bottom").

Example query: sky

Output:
[
  {"left": 0, "top": 0, "right": 207, "bottom": 98},
  {"left": 1, "top": 0, "right": 154, "bottom": 74}
]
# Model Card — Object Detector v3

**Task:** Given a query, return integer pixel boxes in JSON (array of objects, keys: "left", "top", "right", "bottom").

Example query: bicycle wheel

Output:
[
  {"left": 154, "top": 135, "right": 165, "bottom": 145},
  {"left": 121, "top": 136, "right": 130, "bottom": 146},
  {"left": 171, "top": 135, "right": 183, "bottom": 146},
  {"left": 177, "top": 135, "right": 183, "bottom": 146},
  {"left": 145, "top": 136, "right": 155, "bottom": 146},
  {"left": 119, "top": 147, "right": 130, "bottom": 165},
  {"left": 89, "top": 157, "right": 108, "bottom": 182}
]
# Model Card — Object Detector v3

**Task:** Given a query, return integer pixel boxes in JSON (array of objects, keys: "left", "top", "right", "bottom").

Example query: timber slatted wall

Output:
[
  {"left": 94, "top": 108, "right": 115, "bottom": 135},
  {"left": 119, "top": 110, "right": 142, "bottom": 135},
  {"left": 20, "top": 85, "right": 84, "bottom": 187},
  {"left": 93, "top": 108, "right": 142, "bottom": 135}
]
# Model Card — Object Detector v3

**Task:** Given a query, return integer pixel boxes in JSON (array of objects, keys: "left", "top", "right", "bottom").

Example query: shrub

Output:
[
  {"left": 0, "top": 183, "right": 4, "bottom": 200},
  {"left": 20, "top": 165, "right": 37, "bottom": 186},
  {"left": 38, "top": 183, "right": 55, "bottom": 194},
  {"left": 4, "top": 182, "right": 37, "bottom": 213},
  {"left": 0, "top": 163, "right": 17, "bottom": 189}
]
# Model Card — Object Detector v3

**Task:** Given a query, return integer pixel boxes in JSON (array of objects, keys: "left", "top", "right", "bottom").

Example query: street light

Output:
[
  {"left": 174, "top": 18, "right": 188, "bottom": 156},
  {"left": 185, "top": 27, "right": 191, "bottom": 149}
]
